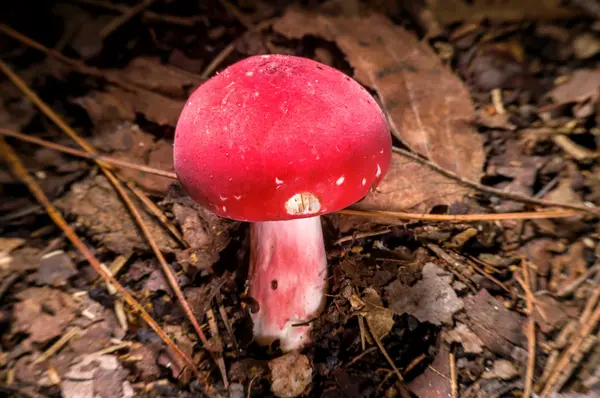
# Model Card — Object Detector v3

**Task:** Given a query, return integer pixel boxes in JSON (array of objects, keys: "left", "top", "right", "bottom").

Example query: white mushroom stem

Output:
[{"left": 248, "top": 216, "right": 328, "bottom": 351}]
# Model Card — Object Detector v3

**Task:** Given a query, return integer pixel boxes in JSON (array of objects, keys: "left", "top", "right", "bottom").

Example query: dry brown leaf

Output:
[
  {"left": 105, "top": 56, "right": 205, "bottom": 98},
  {"left": 426, "top": 0, "right": 580, "bottom": 25},
  {"left": 546, "top": 69, "right": 600, "bottom": 106},
  {"left": 12, "top": 287, "right": 78, "bottom": 344},
  {"left": 275, "top": 5, "right": 484, "bottom": 212},
  {"left": 385, "top": 262, "right": 463, "bottom": 325},
  {"left": 91, "top": 122, "right": 175, "bottom": 195}
]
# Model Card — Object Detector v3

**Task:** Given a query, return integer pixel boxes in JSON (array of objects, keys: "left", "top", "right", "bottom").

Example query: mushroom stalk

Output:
[{"left": 248, "top": 216, "right": 328, "bottom": 351}]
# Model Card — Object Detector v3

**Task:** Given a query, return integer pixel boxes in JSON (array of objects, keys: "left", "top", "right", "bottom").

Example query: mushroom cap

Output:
[{"left": 174, "top": 54, "right": 391, "bottom": 222}]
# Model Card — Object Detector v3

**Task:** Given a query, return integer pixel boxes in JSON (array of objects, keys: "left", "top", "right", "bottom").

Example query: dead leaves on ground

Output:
[{"left": 275, "top": 4, "right": 485, "bottom": 213}]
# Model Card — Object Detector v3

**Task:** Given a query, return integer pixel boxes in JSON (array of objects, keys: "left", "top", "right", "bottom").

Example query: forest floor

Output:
[{"left": 1, "top": 0, "right": 600, "bottom": 397}]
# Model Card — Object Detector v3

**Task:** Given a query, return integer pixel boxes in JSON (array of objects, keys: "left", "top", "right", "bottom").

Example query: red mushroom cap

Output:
[{"left": 174, "top": 54, "right": 391, "bottom": 222}]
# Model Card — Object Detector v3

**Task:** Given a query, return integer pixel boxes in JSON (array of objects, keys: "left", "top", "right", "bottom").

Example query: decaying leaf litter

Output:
[{"left": 0, "top": 0, "right": 599, "bottom": 397}]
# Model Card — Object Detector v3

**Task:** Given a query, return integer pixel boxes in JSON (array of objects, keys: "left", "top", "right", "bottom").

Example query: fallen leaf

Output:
[
  {"left": 546, "top": 69, "right": 600, "bottom": 106},
  {"left": 269, "top": 352, "right": 312, "bottom": 398},
  {"left": 75, "top": 85, "right": 185, "bottom": 126},
  {"left": 463, "top": 289, "right": 526, "bottom": 357},
  {"left": 0, "top": 237, "right": 25, "bottom": 254},
  {"left": 12, "top": 287, "right": 78, "bottom": 344},
  {"left": 91, "top": 122, "right": 175, "bottom": 195},
  {"left": 573, "top": 33, "right": 600, "bottom": 60},
  {"left": 56, "top": 175, "right": 179, "bottom": 255},
  {"left": 34, "top": 250, "right": 77, "bottom": 287},
  {"left": 354, "top": 153, "right": 473, "bottom": 212},
  {"left": 385, "top": 262, "right": 464, "bottom": 325},
  {"left": 426, "top": 0, "right": 580, "bottom": 25},
  {"left": 274, "top": 4, "right": 484, "bottom": 212},
  {"left": 409, "top": 341, "right": 451, "bottom": 398},
  {"left": 61, "top": 355, "right": 134, "bottom": 398},
  {"left": 105, "top": 56, "right": 204, "bottom": 98},
  {"left": 481, "top": 359, "right": 519, "bottom": 380},
  {"left": 361, "top": 288, "right": 395, "bottom": 340},
  {"left": 444, "top": 322, "right": 484, "bottom": 353},
  {"left": 51, "top": 3, "right": 108, "bottom": 59}
]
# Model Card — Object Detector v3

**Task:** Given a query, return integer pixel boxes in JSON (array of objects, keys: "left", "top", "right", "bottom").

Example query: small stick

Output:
[
  {"left": 391, "top": 146, "right": 600, "bottom": 215},
  {"left": 449, "top": 351, "right": 458, "bottom": 398},
  {"left": 0, "top": 128, "right": 588, "bottom": 223},
  {"left": 100, "top": 0, "right": 156, "bottom": 38},
  {"left": 206, "top": 307, "right": 229, "bottom": 388},
  {"left": 0, "top": 129, "right": 178, "bottom": 179},
  {"left": 33, "top": 327, "right": 81, "bottom": 364},
  {"left": 334, "top": 228, "right": 392, "bottom": 245},
  {"left": 521, "top": 261, "right": 536, "bottom": 398},
  {"left": 70, "top": 0, "right": 205, "bottom": 27},
  {"left": 127, "top": 182, "right": 186, "bottom": 246},
  {"left": 339, "top": 208, "right": 584, "bottom": 221},
  {"left": 0, "top": 138, "right": 199, "bottom": 377},
  {"left": 0, "top": 61, "right": 227, "bottom": 385}
]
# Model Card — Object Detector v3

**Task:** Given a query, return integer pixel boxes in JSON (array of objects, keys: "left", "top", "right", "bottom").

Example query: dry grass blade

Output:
[
  {"left": 540, "top": 282, "right": 600, "bottom": 396},
  {"left": 0, "top": 128, "right": 178, "bottom": 179},
  {"left": 339, "top": 208, "right": 583, "bottom": 221},
  {"left": 0, "top": 137, "right": 199, "bottom": 378},
  {"left": 100, "top": 0, "right": 156, "bottom": 38},
  {"left": 1, "top": 127, "right": 582, "bottom": 224},
  {"left": 0, "top": 60, "right": 229, "bottom": 387},
  {"left": 521, "top": 261, "right": 536, "bottom": 398}
]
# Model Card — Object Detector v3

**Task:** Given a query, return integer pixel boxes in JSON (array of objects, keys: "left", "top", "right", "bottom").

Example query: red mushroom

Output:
[{"left": 174, "top": 54, "right": 391, "bottom": 351}]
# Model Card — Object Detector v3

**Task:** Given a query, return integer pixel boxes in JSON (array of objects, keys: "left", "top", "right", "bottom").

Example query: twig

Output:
[
  {"left": 201, "top": 18, "right": 274, "bottom": 78},
  {"left": 1, "top": 128, "right": 588, "bottom": 224},
  {"left": 0, "top": 273, "right": 19, "bottom": 301},
  {"left": 391, "top": 146, "right": 600, "bottom": 215},
  {"left": 206, "top": 307, "right": 230, "bottom": 388},
  {"left": 555, "top": 264, "right": 600, "bottom": 297},
  {"left": 426, "top": 243, "right": 478, "bottom": 292},
  {"left": 100, "top": 0, "right": 156, "bottom": 38},
  {"left": 540, "top": 282, "right": 600, "bottom": 396},
  {"left": 344, "top": 346, "right": 378, "bottom": 368},
  {"left": 0, "top": 128, "right": 178, "bottom": 178},
  {"left": 369, "top": 323, "right": 404, "bottom": 383},
  {"left": 339, "top": 208, "right": 584, "bottom": 221},
  {"left": 0, "top": 60, "right": 227, "bottom": 386},
  {"left": 334, "top": 228, "right": 392, "bottom": 245},
  {"left": 70, "top": 0, "right": 206, "bottom": 26},
  {"left": 449, "top": 352, "right": 458, "bottom": 398},
  {"left": 521, "top": 261, "right": 536, "bottom": 398},
  {"left": 215, "top": 292, "right": 238, "bottom": 356},
  {"left": 33, "top": 327, "right": 81, "bottom": 365},
  {"left": 466, "top": 257, "right": 510, "bottom": 293},
  {"left": 491, "top": 89, "right": 506, "bottom": 114},
  {"left": 0, "top": 137, "right": 199, "bottom": 378},
  {"left": 127, "top": 182, "right": 186, "bottom": 246}
]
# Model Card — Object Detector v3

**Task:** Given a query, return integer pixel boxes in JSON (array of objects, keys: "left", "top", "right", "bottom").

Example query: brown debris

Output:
[
  {"left": 269, "top": 351, "right": 313, "bottom": 398},
  {"left": 90, "top": 122, "right": 175, "bottom": 195},
  {"left": 385, "top": 262, "right": 464, "bottom": 325},
  {"left": 56, "top": 174, "right": 179, "bottom": 254},
  {"left": 463, "top": 289, "right": 526, "bottom": 357},
  {"left": 61, "top": 355, "right": 133, "bottom": 398},
  {"left": 34, "top": 250, "right": 77, "bottom": 287},
  {"left": 426, "top": 0, "right": 580, "bottom": 25},
  {"left": 12, "top": 287, "right": 78, "bottom": 344}
]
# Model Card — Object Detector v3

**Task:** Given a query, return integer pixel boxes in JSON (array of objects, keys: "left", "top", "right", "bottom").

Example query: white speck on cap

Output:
[
  {"left": 376, "top": 164, "right": 382, "bottom": 177},
  {"left": 222, "top": 206, "right": 227, "bottom": 212},
  {"left": 285, "top": 193, "right": 320, "bottom": 215},
  {"left": 275, "top": 177, "right": 284, "bottom": 184},
  {"left": 362, "top": 178, "right": 367, "bottom": 186},
  {"left": 336, "top": 176, "right": 345, "bottom": 185},
  {"left": 246, "top": 71, "right": 254, "bottom": 76}
]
